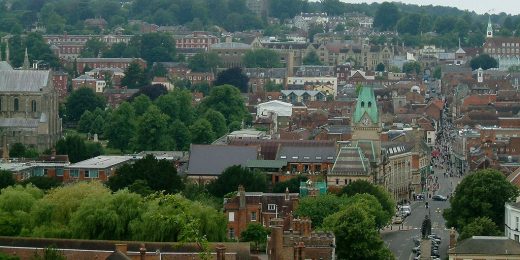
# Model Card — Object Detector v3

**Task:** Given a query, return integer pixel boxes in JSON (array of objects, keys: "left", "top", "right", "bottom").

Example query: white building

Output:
[
  {"left": 257, "top": 100, "right": 292, "bottom": 118},
  {"left": 505, "top": 202, "right": 520, "bottom": 242}
]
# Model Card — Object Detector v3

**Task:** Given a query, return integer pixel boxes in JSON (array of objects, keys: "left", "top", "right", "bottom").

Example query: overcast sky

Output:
[{"left": 342, "top": 0, "right": 520, "bottom": 15}]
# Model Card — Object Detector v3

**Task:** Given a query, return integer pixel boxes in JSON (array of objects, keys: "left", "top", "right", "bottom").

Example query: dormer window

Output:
[
  {"left": 361, "top": 101, "right": 365, "bottom": 107},
  {"left": 368, "top": 101, "right": 372, "bottom": 108}
]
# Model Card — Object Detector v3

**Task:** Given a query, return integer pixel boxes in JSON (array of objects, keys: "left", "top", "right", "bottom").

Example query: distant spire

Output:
[
  {"left": 23, "top": 48, "right": 29, "bottom": 69},
  {"left": 487, "top": 16, "right": 493, "bottom": 38},
  {"left": 5, "top": 41, "right": 9, "bottom": 64},
  {"left": 458, "top": 38, "right": 461, "bottom": 49}
]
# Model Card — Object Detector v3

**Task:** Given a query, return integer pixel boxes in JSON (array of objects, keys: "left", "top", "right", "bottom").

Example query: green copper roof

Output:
[{"left": 353, "top": 86, "right": 378, "bottom": 124}]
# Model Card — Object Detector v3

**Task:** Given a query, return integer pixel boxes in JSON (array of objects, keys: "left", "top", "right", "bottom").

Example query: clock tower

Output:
[{"left": 351, "top": 86, "right": 382, "bottom": 164}]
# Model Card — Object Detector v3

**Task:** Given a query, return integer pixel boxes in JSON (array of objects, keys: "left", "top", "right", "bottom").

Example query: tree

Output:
[
  {"left": 207, "top": 165, "right": 267, "bottom": 198},
  {"left": 340, "top": 180, "right": 396, "bottom": 224},
  {"left": 107, "top": 155, "right": 184, "bottom": 194},
  {"left": 77, "top": 110, "right": 94, "bottom": 133},
  {"left": 444, "top": 169, "right": 519, "bottom": 231},
  {"left": 0, "top": 171, "right": 15, "bottom": 190},
  {"left": 302, "top": 50, "right": 323, "bottom": 65},
  {"left": 243, "top": 49, "right": 282, "bottom": 68},
  {"left": 31, "top": 246, "right": 66, "bottom": 260},
  {"left": 131, "top": 94, "right": 152, "bottom": 116},
  {"left": 402, "top": 61, "right": 422, "bottom": 75},
  {"left": 189, "top": 118, "right": 216, "bottom": 144},
  {"left": 343, "top": 194, "right": 389, "bottom": 229},
  {"left": 0, "top": 252, "right": 19, "bottom": 260},
  {"left": 199, "top": 85, "right": 248, "bottom": 124},
  {"left": 121, "top": 61, "right": 147, "bottom": 89},
  {"left": 66, "top": 88, "right": 106, "bottom": 122},
  {"left": 470, "top": 54, "right": 498, "bottom": 70},
  {"left": 433, "top": 66, "right": 442, "bottom": 79},
  {"left": 295, "top": 194, "right": 347, "bottom": 228},
  {"left": 203, "top": 109, "right": 228, "bottom": 138},
  {"left": 272, "top": 176, "right": 307, "bottom": 193},
  {"left": 21, "top": 176, "right": 61, "bottom": 191},
  {"left": 9, "top": 143, "right": 26, "bottom": 158},
  {"left": 323, "top": 204, "right": 394, "bottom": 260},
  {"left": 105, "top": 102, "right": 137, "bottom": 152},
  {"left": 240, "top": 223, "right": 270, "bottom": 250},
  {"left": 396, "top": 14, "right": 421, "bottom": 35},
  {"left": 188, "top": 52, "right": 222, "bottom": 73},
  {"left": 376, "top": 63, "right": 385, "bottom": 72},
  {"left": 374, "top": 2, "right": 400, "bottom": 31},
  {"left": 80, "top": 38, "right": 108, "bottom": 58},
  {"left": 213, "top": 68, "right": 249, "bottom": 93},
  {"left": 458, "top": 217, "right": 501, "bottom": 241},
  {"left": 264, "top": 80, "right": 283, "bottom": 92},
  {"left": 133, "top": 105, "right": 172, "bottom": 151},
  {"left": 139, "top": 33, "right": 177, "bottom": 64},
  {"left": 130, "top": 84, "right": 168, "bottom": 101},
  {"left": 56, "top": 135, "right": 102, "bottom": 163}
]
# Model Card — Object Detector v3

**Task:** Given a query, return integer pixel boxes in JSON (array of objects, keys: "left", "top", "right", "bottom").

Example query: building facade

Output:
[{"left": 0, "top": 69, "right": 62, "bottom": 151}]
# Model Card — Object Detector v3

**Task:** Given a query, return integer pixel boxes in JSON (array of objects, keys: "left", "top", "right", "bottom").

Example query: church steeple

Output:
[
  {"left": 353, "top": 85, "right": 379, "bottom": 125},
  {"left": 23, "top": 48, "right": 29, "bottom": 69},
  {"left": 487, "top": 16, "right": 493, "bottom": 38}
]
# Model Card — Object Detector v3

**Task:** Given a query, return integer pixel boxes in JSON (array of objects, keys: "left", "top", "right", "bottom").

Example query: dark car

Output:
[{"left": 432, "top": 195, "right": 447, "bottom": 201}]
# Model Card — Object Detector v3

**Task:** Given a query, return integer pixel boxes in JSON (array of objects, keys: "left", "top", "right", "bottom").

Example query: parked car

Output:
[
  {"left": 401, "top": 205, "right": 412, "bottom": 216},
  {"left": 432, "top": 195, "right": 447, "bottom": 201},
  {"left": 393, "top": 216, "right": 403, "bottom": 224},
  {"left": 412, "top": 246, "right": 421, "bottom": 253}
]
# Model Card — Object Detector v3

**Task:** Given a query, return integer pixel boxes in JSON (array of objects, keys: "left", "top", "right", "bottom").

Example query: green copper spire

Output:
[{"left": 353, "top": 85, "right": 378, "bottom": 124}]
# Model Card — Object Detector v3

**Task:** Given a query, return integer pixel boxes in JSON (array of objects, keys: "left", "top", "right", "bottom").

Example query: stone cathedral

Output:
[{"left": 0, "top": 50, "right": 62, "bottom": 152}]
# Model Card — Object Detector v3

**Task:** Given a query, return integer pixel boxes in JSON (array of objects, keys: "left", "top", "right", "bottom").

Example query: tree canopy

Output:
[
  {"left": 56, "top": 135, "right": 103, "bottom": 163},
  {"left": 240, "top": 223, "right": 270, "bottom": 250},
  {"left": 444, "top": 169, "right": 519, "bottom": 231},
  {"left": 65, "top": 87, "right": 106, "bottom": 122},
  {"left": 199, "top": 84, "right": 248, "bottom": 125},
  {"left": 302, "top": 50, "right": 323, "bottom": 65},
  {"left": 188, "top": 52, "right": 222, "bottom": 73},
  {"left": 121, "top": 62, "right": 148, "bottom": 89},
  {"left": 470, "top": 54, "right": 498, "bottom": 70},
  {"left": 295, "top": 194, "right": 347, "bottom": 228},
  {"left": 374, "top": 2, "right": 400, "bottom": 31},
  {"left": 458, "top": 216, "right": 501, "bottom": 241},
  {"left": 213, "top": 68, "right": 249, "bottom": 93},
  {"left": 106, "top": 154, "right": 184, "bottom": 195},
  {"left": 207, "top": 165, "right": 267, "bottom": 198},
  {"left": 243, "top": 49, "right": 282, "bottom": 68}
]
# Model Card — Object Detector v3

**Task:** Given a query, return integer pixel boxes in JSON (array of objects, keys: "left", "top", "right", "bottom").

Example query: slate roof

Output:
[
  {"left": 210, "top": 42, "right": 251, "bottom": 49},
  {"left": 450, "top": 236, "right": 520, "bottom": 255},
  {"left": 0, "top": 70, "right": 50, "bottom": 92},
  {"left": 0, "top": 61, "right": 13, "bottom": 70},
  {"left": 276, "top": 144, "right": 336, "bottom": 163},
  {"left": 330, "top": 146, "right": 370, "bottom": 176},
  {"left": 188, "top": 145, "right": 258, "bottom": 176}
]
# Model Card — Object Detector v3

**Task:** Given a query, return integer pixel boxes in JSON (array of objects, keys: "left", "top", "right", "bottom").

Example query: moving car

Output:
[
  {"left": 432, "top": 195, "right": 447, "bottom": 201},
  {"left": 401, "top": 205, "right": 412, "bottom": 216}
]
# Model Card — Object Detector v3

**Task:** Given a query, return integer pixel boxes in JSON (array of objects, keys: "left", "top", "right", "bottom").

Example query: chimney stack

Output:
[
  {"left": 115, "top": 244, "right": 127, "bottom": 255},
  {"left": 293, "top": 241, "right": 305, "bottom": 260},
  {"left": 216, "top": 244, "right": 226, "bottom": 260},
  {"left": 238, "top": 185, "right": 246, "bottom": 209}
]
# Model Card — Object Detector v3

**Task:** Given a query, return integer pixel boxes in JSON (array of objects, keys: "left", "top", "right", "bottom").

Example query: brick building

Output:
[
  {"left": 175, "top": 31, "right": 220, "bottom": 51},
  {"left": 52, "top": 70, "right": 69, "bottom": 100},
  {"left": 74, "top": 58, "right": 146, "bottom": 75},
  {"left": 223, "top": 186, "right": 299, "bottom": 240}
]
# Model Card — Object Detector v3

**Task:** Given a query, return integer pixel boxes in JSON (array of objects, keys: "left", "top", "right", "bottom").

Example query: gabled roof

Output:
[{"left": 188, "top": 145, "right": 258, "bottom": 176}]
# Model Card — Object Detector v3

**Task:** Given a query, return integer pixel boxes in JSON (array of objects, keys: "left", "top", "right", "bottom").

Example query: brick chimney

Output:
[
  {"left": 238, "top": 185, "right": 246, "bottom": 209},
  {"left": 293, "top": 241, "right": 305, "bottom": 260},
  {"left": 270, "top": 226, "right": 283, "bottom": 260},
  {"left": 216, "top": 244, "right": 226, "bottom": 260},
  {"left": 139, "top": 243, "right": 146, "bottom": 260},
  {"left": 115, "top": 244, "right": 127, "bottom": 255}
]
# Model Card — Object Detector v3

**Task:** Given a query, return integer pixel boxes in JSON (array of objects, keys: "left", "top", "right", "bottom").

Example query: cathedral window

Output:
[
  {"left": 31, "top": 100, "right": 37, "bottom": 112},
  {"left": 13, "top": 98, "right": 19, "bottom": 112}
]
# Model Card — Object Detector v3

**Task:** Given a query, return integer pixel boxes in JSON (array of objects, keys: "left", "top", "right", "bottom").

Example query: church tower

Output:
[
  {"left": 487, "top": 16, "right": 493, "bottom": 38},
  {"left": 351, "top": 85, "right": 382, "bottom": 164}
]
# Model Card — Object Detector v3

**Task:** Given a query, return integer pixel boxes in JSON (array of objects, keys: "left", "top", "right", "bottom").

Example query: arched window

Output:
[
  {"left": 13, "top": 98, "right": 19, "bottom": 112},
  {"left": 368, "top": 101, "right": 372, "bottom": 108},
  {"left": 31, "top": 100, "right": 36, "bottom": 112},
  {"left": 361, "top": 101, "right": 365, "bottom": 107}
]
